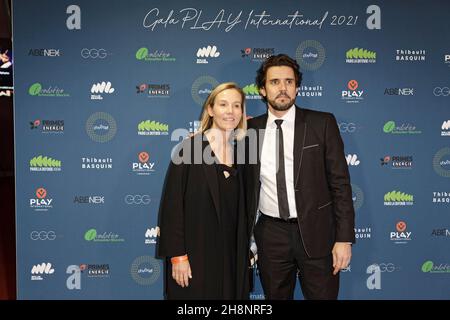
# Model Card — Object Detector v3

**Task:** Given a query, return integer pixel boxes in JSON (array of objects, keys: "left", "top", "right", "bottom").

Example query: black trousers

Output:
[{"left": 254, "top": 214, "right": 339, "bottom": 300}]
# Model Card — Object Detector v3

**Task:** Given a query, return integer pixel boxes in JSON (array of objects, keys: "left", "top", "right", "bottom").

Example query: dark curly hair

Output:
[{"left": 255, "top": 54, "right": 303, "bottom": 99}]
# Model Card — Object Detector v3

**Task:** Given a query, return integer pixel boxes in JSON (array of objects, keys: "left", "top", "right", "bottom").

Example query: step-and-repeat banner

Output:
[{"left": 13, "top": 0, "right": 450, "bottom": 299}]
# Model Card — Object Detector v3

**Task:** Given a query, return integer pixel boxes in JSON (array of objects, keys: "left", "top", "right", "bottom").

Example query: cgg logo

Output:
[
  {"left": 81, "top": 48, "right": 107, "bottom": 59},
  {"left": 338, "top": 122, "right": 356, "bottom": 133},
  {"left": 125, "top": 194, "right": 151, "bottom": 205},
  {"left": 374, "top": 263, "right": 397, "bottom": 272},
  {"left": 433, "top": 87, "right": 450, "bottom": 96},
  {"left": 30, "top": 231, "right": 56, "bottom": 240}
]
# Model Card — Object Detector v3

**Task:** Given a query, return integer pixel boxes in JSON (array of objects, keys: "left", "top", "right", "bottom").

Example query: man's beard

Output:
[{"left": 267, "top": 93, "right": 295, "bottom": 111}]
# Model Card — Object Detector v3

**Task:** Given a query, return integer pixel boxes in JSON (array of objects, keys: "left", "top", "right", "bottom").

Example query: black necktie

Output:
[{"left": 274, "top": 119, "right": 290, "bottom": 220}]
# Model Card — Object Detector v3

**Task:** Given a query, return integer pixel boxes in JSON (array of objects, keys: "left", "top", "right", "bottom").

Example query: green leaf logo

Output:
[
  {"left": 384, "top": 190, "right": 414, "bottom": 201},
  {"left": 84, "top": 229, "right": 97, "bottom": 241},
  {"left": 421, "top": 260, "right": 433, "bottom": 273},
  {"left": 136, "top": 47, "right": 148, "bottom": 60},
  {"left": 243, "top": 84, "right": 259, "bottom": 95},
  {"left": 383, "top": 121, "right": 396, "bottom": 133},
  {"left": 138, "top": 120, "right": 169, "bottom": 132},
  {"left": 29, "top": 155, "right": 61, "bottom": 167},
  {"left": 29, "top": 83, "right": 42, "bottom": 96},
  {"left": 346, "top": 48, "right": 376, "bottom": 59}
]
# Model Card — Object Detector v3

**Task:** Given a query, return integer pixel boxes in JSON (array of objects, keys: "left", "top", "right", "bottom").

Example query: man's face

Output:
[{"left": 260, "top": 66, "right": 297, "bottom": 113}]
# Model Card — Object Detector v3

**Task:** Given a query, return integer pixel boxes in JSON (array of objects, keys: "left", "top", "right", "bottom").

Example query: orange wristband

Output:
[{"left": 171, "top": 255, "right": 188, "bottom": 264}]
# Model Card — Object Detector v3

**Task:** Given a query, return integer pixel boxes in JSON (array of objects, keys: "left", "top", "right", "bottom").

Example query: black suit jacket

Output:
[{"left": 244, "top": 106, "right": 355, "bottom": 258}]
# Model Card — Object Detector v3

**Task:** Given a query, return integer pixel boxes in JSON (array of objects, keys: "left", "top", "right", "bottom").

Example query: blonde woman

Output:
[{"left": 158, "top": 82, "right": 250, "bottom": 299}]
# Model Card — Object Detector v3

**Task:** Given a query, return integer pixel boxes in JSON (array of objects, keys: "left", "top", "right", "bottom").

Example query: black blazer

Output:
[
  {"left": 157, "top": 134, "right": 249, "bottom": 299},
  {"left": 244, "top": 106, "right": 355, "bottom": 258}
]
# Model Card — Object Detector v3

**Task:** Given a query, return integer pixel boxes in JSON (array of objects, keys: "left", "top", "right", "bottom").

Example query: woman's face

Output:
[{"left": 208, "top": 89, "right": 243, "bottom": 132}]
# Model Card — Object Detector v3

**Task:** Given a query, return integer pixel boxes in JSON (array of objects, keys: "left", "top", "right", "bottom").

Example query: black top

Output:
[{"left": 216, "top": 163, "right": 239, "bottom": 299}]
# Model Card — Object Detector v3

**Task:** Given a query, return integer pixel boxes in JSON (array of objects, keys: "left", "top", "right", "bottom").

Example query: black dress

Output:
[{"left": 216, "top": 163, "right": 239, "bottom": 299}]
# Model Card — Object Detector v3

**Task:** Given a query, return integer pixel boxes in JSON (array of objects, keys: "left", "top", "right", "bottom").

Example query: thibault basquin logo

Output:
[
  {"left": 189, "top": 120, "right": 201, "bottom": 134},
  {"left": 296, "top": 40, "right": 325, "bottom": 71},
  {"left": 196, "top": 45, "right": 220, "bottom": 64},
  {"left": 346, "top": 154, "right": 360, "bottom": 166},
  {"left": 30, "top": 119, "right": 64, "bottom": 134},
  {"left": 421, "top": 260, "right": 450, "bottom": 274},
  {"left": 145, "top": 227, "right": 160, "bottom": 244},
  {"left": 354, "top": 226, "right": 371, "bottom": 240},
  {"left": 81, "top": 157, "right": 113, "bottom": 170},
  {"left": 28, "top": 48, "right": 61, "bottom": 57},
  {"left": 298, "top": 84, "right": 323, "bottom": 97},
  {"left": 395, "top": 49, "right": 426, "bottom": 62},
  {"left": 241, "top": 47, "right": 274, "bottom": 61},
  {"left": 90, "top": 81, "right": 115, "bottom": 100},
  {"left": 30, "top": 155, "right": 61, "bottom": 172},
  {"left": 384, "top": 190, "right": 414, "bottom": 206},
  {"left": 132, "top": 152, "right": 155, "bottom": 175},
  {"left": 30, "top": 187, "right": 53, "bottom": 211},
  {"left": 130, "top": 256, "right": 161, "bottom": 286},
  {"left": 432, "top": 191, "right": 450, "bottom": 204},
  {"left": 384, "top": 87, "right": 414, "bottom": 96},
  {"left": 84, "top": 228, "right": 124, "bottom": 243},
  {"left": 138, "top": 120, "right": 169, "bottom": 136},
  {"left": 345, "top": 47, "right": 376, "bottom": 63},
  {"left": 342, "top": 80, "right": 364, "bottom": 103},
  {"left": 433, "top": 147, "right": 450, "bottom": 178},
  {"left": 390, "top": 221, "right": 412, "bottom": 244},
  {"left": 191, "top": 76, "right": 219, "bottom": 105},
  {"left": 80, "top": 264, "right": 110, "bottom": 278},
  {"left": 242, "top": 84, "right": 261, "bottom": 100},
  {"left": 86, "top": 112, "right": 117, "bottom": 143},
  {"left": 136, "top": 83, "right": 170, "bottom": 98},
  {"left": 380, "top": 155, "right": 413, "bottom": 169},
  {"left": 431, "top": 228, "right": 450, "bottom": 237},
  {"left": 74, "top": 195, "right": 105, "bottom": 205},
  {"left": 135, "top": 47, "right": 176, "bottom": 62},
  {"left": 31, "top": 263, "right": 55, "bottom": 280},
  {"left": 441, "top": 120, "right": 450, "bottom": 136},
  {"left": 28, "top": 82, "right": 70, "bottom": 97},
  {"left": 383, "top": 121, "right": 422, "bottom": 134}
]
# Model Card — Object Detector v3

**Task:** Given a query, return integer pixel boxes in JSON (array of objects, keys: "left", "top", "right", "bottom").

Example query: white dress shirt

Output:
[{"left": 259, "top": 106, "right": 298, "bottom": 218}]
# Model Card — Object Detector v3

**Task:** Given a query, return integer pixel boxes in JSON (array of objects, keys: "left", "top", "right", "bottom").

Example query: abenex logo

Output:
[
  {"left": 28, "top": 48, "right": 61, "bottom": 57},
  {"left": 28, "top": 82, "right": 70, "bottom": 97},
  {"left": 384, "top": 87, "right": 414, "bottom": 96},
  {"left": 74, "top": 195, "right": 105, "bottom": 205},
  {"left": 30, "top": 155, "right": 61, "bottom": 172}
]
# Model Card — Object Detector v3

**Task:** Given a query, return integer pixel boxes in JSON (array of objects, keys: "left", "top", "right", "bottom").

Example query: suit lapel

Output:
[
  {"left": 293, "top": 106, "right": 306, "bottom": 187},
  {"left": 201, "top": 136, "right": 221, "bottom": 224}
]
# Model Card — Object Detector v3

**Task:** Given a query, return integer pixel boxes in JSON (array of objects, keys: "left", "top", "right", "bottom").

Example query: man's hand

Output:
[
  {"left": 172, "top": 260, "right": 192, "bottom": 287},
  {"left": 332, "top": 242, "right": 352, "bottom": 275}
]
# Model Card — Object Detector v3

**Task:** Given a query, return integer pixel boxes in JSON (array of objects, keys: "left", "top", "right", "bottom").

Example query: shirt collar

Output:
[{"left": 267, "top": 105, "right": 296, "bottom": 127}]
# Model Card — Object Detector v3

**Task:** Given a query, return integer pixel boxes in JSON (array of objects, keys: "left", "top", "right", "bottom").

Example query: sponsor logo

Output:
[
  {"left": 145, "top": 227, "right": 160, "bottom": 244},
  {"left": 383, "top": 121, "right": 421, "bottom": 134},
  {"left": 86, "top": 112, "right": 117, "bottom": 143},
  {"left": 380, "top": 155, "right": 413, "bottom": 169},
  {"left": 84, "top": 229, "right": 125, "bottom": 243},
  {"left": 346, "top": 47, "right": 376, "bottom": 63},
  {"left": 433, "top": 148, "right": 450, "bottom": 178},
  {"left": 130, "top": 256, "right": 161, "bottom": 285},
  {"left": 135, "top": 47, "right": 176, "bottom": 62},
  {"left": 384, "top": 190, "right": 414, "bottom": 206},
  {"left": 30, "top": 155, "right": 61, "bottom": 172},
  {"left": 390, "top": 221, "right": 412, "bottom": 243},
  {"left": 342, "top": 80, "right": 364, "bottom": 103},
  {"left": 81, "top": 48, "right": 109, "bottom": 59},
  {"left": 421, "top": 261, "right": 450, "bottom": 273},
  {"left": 90, "top": 81, "right": 114, "bottom": 100},
  {"left": 295, "top": 40, "right": 325, "bottom": 71},
  {"left": 196, "top": 45, "right": 220, "bottom": 64},
  {"left": 125, "top": 194, "right": 151, "bottom": 205},
  {"left": 31, "top": 263, "right": 55, "bottom": 280},
  {"left": 432, "top": 191, "right": 450, "bottom": 204},
  {"left": 81, "top": 157, "right": 113, "bottom": 170},
  {"left": 395, "top": 49, "right": 426, "bottom": 61}
]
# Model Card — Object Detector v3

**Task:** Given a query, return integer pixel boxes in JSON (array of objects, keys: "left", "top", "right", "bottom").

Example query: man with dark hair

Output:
[{"left": 245, "top": 54, "right": 355, "bottom": 300}]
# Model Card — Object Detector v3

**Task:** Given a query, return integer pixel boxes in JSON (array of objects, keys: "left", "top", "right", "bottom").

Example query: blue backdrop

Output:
[{"left": 13, "top": 0, "right": 450, "bottom": 299}]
